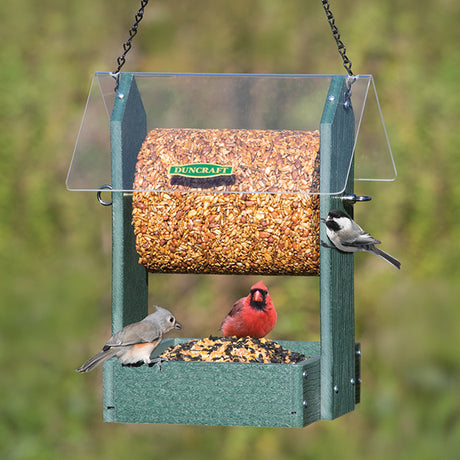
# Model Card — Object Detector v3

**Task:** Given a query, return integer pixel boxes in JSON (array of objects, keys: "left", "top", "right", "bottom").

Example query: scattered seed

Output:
[{"left": 160, "top": 336, "right": 308, "bottom": 364}]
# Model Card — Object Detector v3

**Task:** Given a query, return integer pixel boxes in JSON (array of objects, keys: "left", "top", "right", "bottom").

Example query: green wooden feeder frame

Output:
[{"left": 100, "top": 73, "right": 360, "bottom": 427}]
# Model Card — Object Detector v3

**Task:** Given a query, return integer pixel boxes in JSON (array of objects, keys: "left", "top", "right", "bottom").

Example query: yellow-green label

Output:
[{"left": 169, "top": 164, "right": 233, "bottom": 177}]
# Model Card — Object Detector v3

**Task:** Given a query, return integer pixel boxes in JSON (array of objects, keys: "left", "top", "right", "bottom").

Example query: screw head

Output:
[
  {"left": 333, "top": 385, "right": 339, "bottom": 393},
  {"left": 328, "top": 95, "right": 335, "bottom": 102},
  {"left": 117, "top": 92, "right": 125, "bottom": 99},
  {"left": 303, "top": 400, "right": 308, "bottom": 408},
  {"left": 302, "top": 370, "right": 308, "bottom": 379},
  {"left": 350, "top": 378, "right": 355, "bottom": 385}
]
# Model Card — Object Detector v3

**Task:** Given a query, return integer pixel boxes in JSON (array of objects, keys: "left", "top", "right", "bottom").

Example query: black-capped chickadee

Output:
[{"left": 321, "top": 209, "right": 401, "bottom": 270}]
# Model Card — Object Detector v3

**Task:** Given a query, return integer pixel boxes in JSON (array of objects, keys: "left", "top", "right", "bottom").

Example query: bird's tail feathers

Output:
[
  {"left": 372, "top": 247, "right": 401, "bottom": 270},
  {"left": 76, "top": 349, "right": 117, "bottom": 373}
]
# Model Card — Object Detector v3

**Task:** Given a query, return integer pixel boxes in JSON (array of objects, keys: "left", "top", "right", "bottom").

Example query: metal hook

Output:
[
  {"left": 97, "top": 184, "right": 113, "bottom": 206},
  {"left": 110, "top": 72, "right": 121, "bottom": 93},
  {"left": 344, "top": 75, "right": 358, "bottom": 110}
]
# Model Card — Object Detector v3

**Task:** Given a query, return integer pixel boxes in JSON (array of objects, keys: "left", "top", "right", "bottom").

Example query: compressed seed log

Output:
[{"left": 132, "top": 128, "right": 320, "bottom": 275}]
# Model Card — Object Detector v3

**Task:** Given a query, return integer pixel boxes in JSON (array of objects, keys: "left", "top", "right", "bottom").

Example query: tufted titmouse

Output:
[
  {"left": 76, "top": 305, "right": 181, "bottom": 373},
  {"left": 321, "top": 209, "right": 401, "bottom": 270}
]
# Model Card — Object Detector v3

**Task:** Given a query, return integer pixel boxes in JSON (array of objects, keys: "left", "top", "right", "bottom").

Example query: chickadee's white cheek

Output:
[{"left": 336, "top": 218, "right": 351, "bottom": 230}]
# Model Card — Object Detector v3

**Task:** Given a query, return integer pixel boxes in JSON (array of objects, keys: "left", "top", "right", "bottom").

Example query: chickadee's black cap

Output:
[{"left": 328, "top": 209, "right": 349, "bottom": 219}]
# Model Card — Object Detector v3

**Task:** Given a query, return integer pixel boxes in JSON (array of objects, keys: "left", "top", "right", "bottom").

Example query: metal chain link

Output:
[
  {"left": 111, "top": 0, "right": 149, "bottom": 92},
  {"left": 321, "top": 0, "right": 354, "bottom": 77}
]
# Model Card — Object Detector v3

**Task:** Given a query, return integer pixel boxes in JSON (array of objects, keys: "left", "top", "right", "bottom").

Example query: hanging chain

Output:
[
  {"left": 99, "top": 1, "right": 149, "bottom": 203},
  {"left": 111, "top": 0, "right": 149, "bottom": 92},
  {"left": 321, "top": 0, "right": 356, "bottom": 108},
  {"left": 321, "top": 0, "right": 354, "bottom": 76}
]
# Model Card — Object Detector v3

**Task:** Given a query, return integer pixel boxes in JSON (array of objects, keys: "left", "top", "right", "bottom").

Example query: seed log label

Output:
[
  {"left": 169, "top": 163, "right": 236, "bottom": 188},
  {"left": 169, "top": 164, "right": 233, "bottom": 177}
]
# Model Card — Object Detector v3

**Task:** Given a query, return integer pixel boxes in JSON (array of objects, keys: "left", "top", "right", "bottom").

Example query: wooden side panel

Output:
[
  {"left": 319, "top": 76, "right": 356, "bottom": 420},
  {"left": 105, "top": 75, "right": 148, "bottom": 422}
]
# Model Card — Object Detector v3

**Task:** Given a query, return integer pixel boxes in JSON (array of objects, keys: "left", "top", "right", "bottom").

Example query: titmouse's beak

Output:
[{"left": 175, "top": 322, "right": 182, "bottom": 330}]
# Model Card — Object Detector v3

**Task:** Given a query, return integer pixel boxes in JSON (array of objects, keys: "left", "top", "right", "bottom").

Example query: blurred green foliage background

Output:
[{"left": 1, "top": 1, "right": 459, "bottom": 459}]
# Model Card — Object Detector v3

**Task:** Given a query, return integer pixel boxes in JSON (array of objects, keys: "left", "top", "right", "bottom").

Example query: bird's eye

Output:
[{"left": 169, "top": 316, "right": 174, "bottom": 323}]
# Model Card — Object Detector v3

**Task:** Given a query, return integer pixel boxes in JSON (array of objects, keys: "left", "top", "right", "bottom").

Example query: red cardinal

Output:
[{"left": 220, "top": 280, "right": 277, "bottom": 338}]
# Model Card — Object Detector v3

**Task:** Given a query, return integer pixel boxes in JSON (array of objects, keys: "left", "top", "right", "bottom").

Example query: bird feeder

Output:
[{"left": 68, "top": 72, "right": 395, "bottom": 427}]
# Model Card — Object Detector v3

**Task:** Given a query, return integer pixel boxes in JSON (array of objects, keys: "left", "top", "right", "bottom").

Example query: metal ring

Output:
[{"left": 97, "top": 184, "right": 113, "bottom": 206}]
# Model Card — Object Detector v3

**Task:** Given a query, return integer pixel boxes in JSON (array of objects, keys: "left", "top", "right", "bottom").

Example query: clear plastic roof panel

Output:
[{"left": 66, "top": 72, "right": 396, "bottom": 194}]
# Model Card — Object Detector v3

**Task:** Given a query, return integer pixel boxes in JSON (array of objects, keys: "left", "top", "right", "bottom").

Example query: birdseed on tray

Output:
[{"left": 159, "top": 336, "right": 307, "bottom": 364}]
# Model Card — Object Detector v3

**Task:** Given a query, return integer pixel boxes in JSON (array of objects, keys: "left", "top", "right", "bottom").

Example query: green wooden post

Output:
[
  {"left": 104, "top": 74, "right": 148, "bottom": 422},
  {"left": 319, "top": 76, "right": 356, "bottom": 420}
]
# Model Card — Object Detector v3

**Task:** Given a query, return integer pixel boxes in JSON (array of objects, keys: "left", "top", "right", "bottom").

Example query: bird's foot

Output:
[
  {"left": 320, "top": 240, "right": 335, "bottom": 249},
  {"left": 148, "top": 356, "right": 168, "bottom": 371}
]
